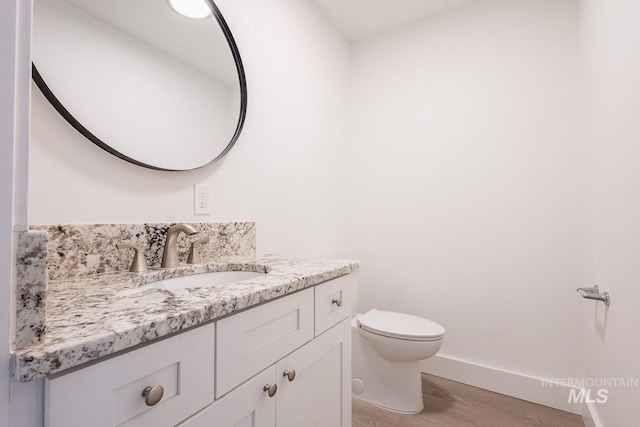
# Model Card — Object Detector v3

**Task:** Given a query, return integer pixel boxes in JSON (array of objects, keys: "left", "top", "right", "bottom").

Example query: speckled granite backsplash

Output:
[
  {"left": 15, "top": 222, "right": 255, "bottom": 349},
  {"left": 15, "top": 231, "right": 48, "bottom": 350},
  {"left": 31, "top": 222, "right": 256, "bottom": 281}
]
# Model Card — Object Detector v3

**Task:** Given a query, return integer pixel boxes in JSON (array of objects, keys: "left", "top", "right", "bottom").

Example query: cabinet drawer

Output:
[
  {"left": 216, "top": 288, "right": 313, "bottom": 397},
  {"left": 45, "top": 323, "right": 215, "bottom": 427},
  {"left": 314, "top": 273, "right": 357, "bottom": 336}
]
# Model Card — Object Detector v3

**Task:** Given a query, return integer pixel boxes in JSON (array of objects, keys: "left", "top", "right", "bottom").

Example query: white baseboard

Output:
[
  {"left": 420, "top": 354, "right": 581, "bottom": 415},
  {"left": 581, "top": 401, "right": 603, "bottom": 427}
]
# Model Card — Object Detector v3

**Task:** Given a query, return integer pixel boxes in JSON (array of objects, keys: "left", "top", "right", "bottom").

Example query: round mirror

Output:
[{"left": 32, "top": 0, "right": 247, "bottom": 171}]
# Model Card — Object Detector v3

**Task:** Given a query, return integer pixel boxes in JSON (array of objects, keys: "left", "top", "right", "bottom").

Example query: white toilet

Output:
[{"left": 351, "top": 308, "right": 445, "bottom": 414}]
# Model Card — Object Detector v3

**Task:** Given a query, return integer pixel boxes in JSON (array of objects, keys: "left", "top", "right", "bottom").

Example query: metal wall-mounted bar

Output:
[{"left": 577, "top": 285, "right": 610, "bottom": 306}]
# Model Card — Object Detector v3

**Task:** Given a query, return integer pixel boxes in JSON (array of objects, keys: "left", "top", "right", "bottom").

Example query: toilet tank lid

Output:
[{"left": 357, "top": 309, "right": 445, "bottom": 340}]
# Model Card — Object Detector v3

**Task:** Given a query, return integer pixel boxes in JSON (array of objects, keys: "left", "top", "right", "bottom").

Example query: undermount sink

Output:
[{"left": 143, "top": 271, "right": 266, "bottom": 290}]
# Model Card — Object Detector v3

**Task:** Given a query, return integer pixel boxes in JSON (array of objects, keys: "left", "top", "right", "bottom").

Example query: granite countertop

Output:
[{"left": 14, "top": 254, "right": 359, "bottom": 383}]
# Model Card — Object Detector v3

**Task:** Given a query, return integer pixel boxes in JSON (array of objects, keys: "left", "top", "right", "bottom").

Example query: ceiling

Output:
[{"left": 311, "top": 0, "right": 482, "bottom": 42}]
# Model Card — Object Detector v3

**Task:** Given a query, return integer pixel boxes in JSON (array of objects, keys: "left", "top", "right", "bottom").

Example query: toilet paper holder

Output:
[{"left": 576, "top": 285, "right": 610, "bottom": 306}]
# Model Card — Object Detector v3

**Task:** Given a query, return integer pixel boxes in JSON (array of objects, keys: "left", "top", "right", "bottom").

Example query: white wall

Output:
[
  {"left": 0, "top": 1, "right": 18, "bottom": 423},
  {"left": 348, "top": 0, "right": 583, "bottom": 388},
  {"left": 2, "top": 0, "right": 35, "bottom": 425},
  {"left": 29, "top": 0, "right": 351, "bottom": 258},
  {"left": 581, "top": 0, "right": 640, "bottom": 425}
]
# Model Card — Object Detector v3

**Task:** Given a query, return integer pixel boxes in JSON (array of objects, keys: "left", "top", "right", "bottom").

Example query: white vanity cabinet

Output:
[
  {"left": 44, "top": 273, "right": 356, "bottom": 427},
  {"left": 179, "top": 318, "right": 351, "bottom": 427},
  {"left": 181, "top": 272, "right": 354, "bottom": 427}
]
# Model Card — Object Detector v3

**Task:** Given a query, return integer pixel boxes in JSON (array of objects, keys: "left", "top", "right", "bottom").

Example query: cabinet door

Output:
[
  {"left": 178, "top": 367, "right": 276, "bottom": 427},
  {"left": 275, "top": 318, "right": 351, "bottom": 427}
]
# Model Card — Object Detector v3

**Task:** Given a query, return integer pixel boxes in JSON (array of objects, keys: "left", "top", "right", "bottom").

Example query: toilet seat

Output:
[{"left": 357, "top": 309, "right": 445, "bottom": 341}]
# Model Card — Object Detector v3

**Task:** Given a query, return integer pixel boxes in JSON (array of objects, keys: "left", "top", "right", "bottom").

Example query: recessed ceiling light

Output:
[{"left": 167, "top": 0, "right": 212, "bottom": 19}]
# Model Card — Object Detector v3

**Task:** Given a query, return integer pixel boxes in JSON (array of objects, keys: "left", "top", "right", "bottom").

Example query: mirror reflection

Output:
[{"left": 32, "top": 0, "right": 247, "bottom": 171}]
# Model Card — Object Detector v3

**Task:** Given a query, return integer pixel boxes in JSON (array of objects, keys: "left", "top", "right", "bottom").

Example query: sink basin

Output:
[{"left": 143, "top": 271, "right": 266, "bottom": 290}]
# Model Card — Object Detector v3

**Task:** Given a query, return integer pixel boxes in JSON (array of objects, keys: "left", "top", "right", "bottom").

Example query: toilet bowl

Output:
[{"left": 351, "top": 309, "right": 445, "bottom": 414}]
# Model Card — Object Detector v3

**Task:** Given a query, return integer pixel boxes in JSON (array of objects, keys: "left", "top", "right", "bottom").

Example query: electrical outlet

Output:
[{"left": 194, "top": 184, "right": 211, "bottom": 215}]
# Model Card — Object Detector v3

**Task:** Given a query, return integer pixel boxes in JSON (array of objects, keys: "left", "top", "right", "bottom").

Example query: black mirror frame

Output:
[{"left": 32, "top": 0, "right": 247, "bottom": 172}]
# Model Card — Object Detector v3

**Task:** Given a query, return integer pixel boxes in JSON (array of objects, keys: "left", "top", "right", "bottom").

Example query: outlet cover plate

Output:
[{"left": 194, "top": 184, "right": 211, "bottom": 215}]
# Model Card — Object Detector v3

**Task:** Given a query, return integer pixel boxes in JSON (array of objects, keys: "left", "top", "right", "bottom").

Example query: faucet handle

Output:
[
  {"left": 187, "top": 237, "right": 209, "bottom": 265},
  {"left": 117, "top": 243, "right": 148, "bottom": 273}
]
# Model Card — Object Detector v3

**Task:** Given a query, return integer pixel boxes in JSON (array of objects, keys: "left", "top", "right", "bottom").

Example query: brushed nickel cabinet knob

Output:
[
  {"left": 142, "top": 385, "right": 164, "bottom": 406},
  {"left": 263, "top": 383, "right": 277, "bottom": 397},
  {"left": 331, "top": 297, "right": 342, "bottom": 307},
  {"left": 283, "top": 369, "right": 296, "bottom": 382}
]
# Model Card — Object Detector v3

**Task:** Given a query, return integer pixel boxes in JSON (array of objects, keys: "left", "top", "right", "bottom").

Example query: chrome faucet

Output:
[{"left": 161, "top": 224, "right": 198, "bottom": 268}]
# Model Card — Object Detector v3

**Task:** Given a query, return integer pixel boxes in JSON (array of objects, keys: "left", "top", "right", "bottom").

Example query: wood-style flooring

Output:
[{"left": 352, "top": 374, "right": 584, "bottom": 427}]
